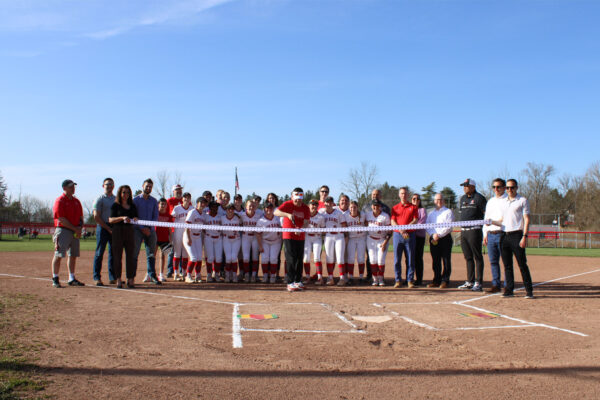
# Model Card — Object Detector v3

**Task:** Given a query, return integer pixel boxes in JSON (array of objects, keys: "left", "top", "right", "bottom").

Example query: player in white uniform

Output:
[
  {"left": 256, "top": 203, "right": 282, "bottom": 283},
  {"left": 321, "top": 196, "right": 348, "bottom": 286},
  {"left": 240, "top": 200, "right": 261, "bottom": 282},
  {"left": 303, "top": 199, "right": 325, "bottom": 284},
  {"left": 183, "top": 197, "right": 206, "bottom": 283},
  {"left": 345, "top": 200, "right": 366, "bottom": 285},
  {"left": 171, "top": 193, "right": 193, "bottom": 281},
  {"left": 364, "top": 199, "right": 391, "bottom": 286},
  {"left": 336, "top": 195, "right": 351, "bottom": 286},
  {"left": 221, "top": 204, "right": 242, "bottom": 283},
  {"left": 203, "top": 201, "right": 223, "bottom": 282},
  {"left": 218, "top": 191, "right": 230, "bottom": 217}
]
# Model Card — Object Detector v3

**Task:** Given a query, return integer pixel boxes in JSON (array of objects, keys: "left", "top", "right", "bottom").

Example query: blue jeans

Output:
[
  {"left": 134, "top": 229, "right": 158, "bottom": 279},
  {"left": 486, "top": 233, "right": 503, "bottom": 288},
  {"left": 167, "top": 248, "right": 174, "bottom": 276},
  {"left": 93, "top": 226, "right": 115, "bottom": 281},
  {"left": 393, "top": 231, "right": 416, "bottom": 282}
]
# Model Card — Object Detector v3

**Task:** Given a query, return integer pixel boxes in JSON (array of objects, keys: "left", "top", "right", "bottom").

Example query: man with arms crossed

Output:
[
  {"left": 426, "top": 194, "right": 454, "bottom": 288},
  {"left": 133, "top": 179, "right": 162, "bottom": 285},
  {"left": 483, "top": 178, "right": 507, "bottom": 293},
  {"left": 51, "top": 179, "right": 84, "bottom": 288},
  {"left": 498, "top": 179, "right": 534, "bottom": 299},
  {"left": 92, "top": 178, "right": 116, "bottom": 286},
  {"left": 275, "top": 187, "right": 310, "bottom": 292},
  {"left": 457, "top": 178, "right": 487, "bottom": 292}
]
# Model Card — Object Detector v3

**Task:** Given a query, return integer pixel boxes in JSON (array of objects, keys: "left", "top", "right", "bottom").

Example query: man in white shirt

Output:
[
  {"left": 499, "top": 179, "right": 534, "bottom": 299},
  {"left": 425, "top": 194, "right": 454, "bottom": 288},
  {"left": 482, "top": 178, "right": 507, "bottom": 293}
]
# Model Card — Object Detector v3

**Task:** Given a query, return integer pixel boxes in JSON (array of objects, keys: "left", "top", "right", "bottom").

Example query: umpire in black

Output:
[{"left": 457, "top": 178, "right": 487, "bottom": 291}]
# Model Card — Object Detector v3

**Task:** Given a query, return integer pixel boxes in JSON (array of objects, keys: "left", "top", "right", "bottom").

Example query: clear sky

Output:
[{"left": 1, "top": 0, "right": 599, "bottom": 205}]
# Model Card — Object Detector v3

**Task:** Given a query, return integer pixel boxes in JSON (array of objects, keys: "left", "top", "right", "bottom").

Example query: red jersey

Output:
[
  {"left": 391, "top": 202, "right": 418, "bottom": 233},
  {"left": 167, "top": 197, "right": 183, "bottom": 213},
  {"left": 278, "top": 200, "right": 310, "bottom": 241},
  {"left": 157, "top": 211, "right": 173, "bottom": 242},
  {"left": 52, "top": 193, "right": 83, "bottom": 228}
]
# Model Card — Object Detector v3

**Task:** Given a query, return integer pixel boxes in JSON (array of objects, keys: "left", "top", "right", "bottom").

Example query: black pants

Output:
[
  {"left": 501, "top": 231, "right": 533, "bottom": 295},
  {"left": 430, "top": 234, "right": 452, "bottom": 284},
  {"left": 460, "top": 228, "right": 484, "bottom": 284},
  {"left": 414, "top": 236, "right": 425, "bottom": 284},
  {"left": 112, "top": 224, "right": 136, "bottom": 280},
  {"left": 283, "top": 239, "right": 304, "bottom": 284}
]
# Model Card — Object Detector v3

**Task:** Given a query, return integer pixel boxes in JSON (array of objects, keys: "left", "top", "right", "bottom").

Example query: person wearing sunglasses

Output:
[
  {"left": 457, "top": 178, "right": 487, "bottom": 292},
  {"left": 317, "top": 185, "right": 331, "bottom": 210},
  {"left": 483, "top": 178, "right": 508, "bottom": 293},
  {"left": 498, "top": 179, "right": 534, "bottom": 299}
]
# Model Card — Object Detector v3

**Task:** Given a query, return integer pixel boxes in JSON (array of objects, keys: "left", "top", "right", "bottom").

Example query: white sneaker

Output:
[
  {"left": 287, "top": 283, "right": 299, "bottom": 292},
  {"left": 372, "top": 277, "right": 379, "bottom": 286},
  {"left": 143, "top": 274, "right": 151, "bottom": 283},
  {"left": 270, "top": 275, "right": 277, "bottom": 284},
  {"left": 378, "top": 276, "right": 385, "bottom": 286},
  {"left": 185, "top": 275, "right": 194, "bottom": 283},
  {"left": 471, "top": 282, "right": 483, "bottom": 292},
  {"left": 296, "top": 281, "right": 305, "bottom": 290},
  {"left": 458, "top": 281, "right": 473, "bottom": 290},
  {"left": 158, "top": 274, "right": 165, "bottom": 282}
]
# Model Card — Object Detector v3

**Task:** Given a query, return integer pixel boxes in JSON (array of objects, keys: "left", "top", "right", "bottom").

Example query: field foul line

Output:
[
  {"left": 319, "top": 303, "right": 363, "bottom": 331},
  {"left": 456, "top": 302, "right": 588, "bottom": 337},
  {"left": 458, "top": 268, "right": 600, "bottom": 305},
  {"left": 232, "top": 303, "right": 243, "bottom": 349},
  {"left": 241, "top": 328, "right": 364, "bottom": 334}
]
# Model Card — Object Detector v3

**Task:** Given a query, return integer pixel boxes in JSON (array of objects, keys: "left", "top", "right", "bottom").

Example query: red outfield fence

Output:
[{"left": 1, "top": 222, "right": 600, "bottom": 249}]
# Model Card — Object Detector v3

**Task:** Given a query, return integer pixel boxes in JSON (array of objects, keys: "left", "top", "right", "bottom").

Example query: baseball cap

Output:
[
  {"left": 324, "top": 196, "right": 334, "bottom": 203},
  {"left": 62, "top": 179, "right": 76, "bottom": 188},
  {"left": 309, "top": 199, "right": 319, "bottom": 206},
  {"left": 172, "top": 184, "right": 183, "bottom": 191},
  {"left": 460, "top": 178, "right": 477, "bottom": 187},
  {"left": 371, "top": 199, "right": 382, "bottom": 206}
]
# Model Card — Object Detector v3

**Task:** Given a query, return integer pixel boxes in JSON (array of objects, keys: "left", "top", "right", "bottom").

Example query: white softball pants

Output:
[{"left": 324, "top": 234, "right": 345, "bottom": 264}]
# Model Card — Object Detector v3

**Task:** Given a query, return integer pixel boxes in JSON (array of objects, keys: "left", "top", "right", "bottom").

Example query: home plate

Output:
[{"left": 352, "top": 315, "right": 393, "bottom": 323}]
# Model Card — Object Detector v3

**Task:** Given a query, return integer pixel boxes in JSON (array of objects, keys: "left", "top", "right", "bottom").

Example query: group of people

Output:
[{"left": 50, "top": 176, "right": 534, "bottom": 298}]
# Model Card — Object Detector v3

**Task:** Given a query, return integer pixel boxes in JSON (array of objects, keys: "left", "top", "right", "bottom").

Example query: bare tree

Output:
[
  {"left": 521, "top": 162, "right": 555, "bottom": 214},
  {"left": 155, "top": 169, "right": 171, "bottom": 199},
  {"left": 342, "top": 161, "right": 379, "bottom": 209},
  {"left": 20, "top": 195, "right": 53, "bottom": 223},
  {"left": 82, "top": 201, "right": 95, "bottom": 225}
]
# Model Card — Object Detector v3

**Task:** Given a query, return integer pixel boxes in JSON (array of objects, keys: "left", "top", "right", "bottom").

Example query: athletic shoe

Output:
[
  {"left": 315, "top": 277, "right": 324, "bottom": 286},
  {"left": 262, "top": 274, "right": 269, "bottom": 283},
  {"left": 486, "top": 285, "right": 501, "bottom": 293},
  {"left": 427, "top": 282, "right": 439, "bottom": 288},
  {"left": 250, "top": 275, "right": 257, "bottom": 283},
  {"left": 502, "top": 290, "right": 514, "bottom": 297},
  {"left": 471, "top": 282, "right": 483, "bottom": 292},
  {"left": 337, "top": 277, "right": 347, "bottom": 286},
  {"left": 407, "top": 281, "right": 416, "bottom": 289},
  {"left": 372, "top": 278, "right": 379, "bottom": 286},
  {"left": 393, "top": 281, "right": 401, "bottom": 288},
  {"left": 158, "top": 274, "right": 166, "bottom": 282},
  {"left": 150, "top": 276, "right": 162, "bottom": 285},
  {"left": 458, "top": 281, "right": 473, "bottom": 290},
  {"left": 378, "top": 276, "right": 385, "bottom": 286},
  {"left": 244, "top": 273, "right": 250, "bottom": 283},
  {"left": 302, "top": 276, "right": 311, "bottom": 284},
  {"left": 232, "top": 274, "right": 239, "bottom": 283},
  {"left": 175, "top": 274, "right": 184, "bottom": 282},
  {"left": 95, "top": 280, "right": 104, "bottom": 287},
  {"left": 143, "top": 274, "right": 151, "bottom": 283},
  {"left": 206, "top": 275, "right": 214, "bottom": 283},
  {"left": 326, "top": 277, "right": 335, "bottom": 286},
  {"left": 439, "top": 281, "right": 449, "bottom": 289},
  {"left": 166, "top": 273, "right": 173, "bottom": 279},
  {"left": 296, "top": 282, "right": 305, "bottom": 290},
  {"left": 67, "top": 278, "right": 85, "bottom": 286},
  {"left": 185, "top": 275, "right": 194, "bottom": 283},
  {"left": 52, "top": 277, "right": 61, "bottom": 288},
  {"left": 287, "top": 283, "right": 299, "bottom": 292},
  {"left": 525, "top": 293, "right": 535, "bottom": 299},
  {"left": 195, "top": 276, "right": 202, "bottom": 283},
  {"left": 270, "top": 275, "right": 277, "bottom": 284}
]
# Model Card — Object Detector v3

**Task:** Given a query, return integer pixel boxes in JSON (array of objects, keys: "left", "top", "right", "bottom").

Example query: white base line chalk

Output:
[{"left": 232, "top": 303, "right": 243, "bottom": 348}]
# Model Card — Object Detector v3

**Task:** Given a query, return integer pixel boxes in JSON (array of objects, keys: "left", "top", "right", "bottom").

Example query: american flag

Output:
[{"left": 235, "top": 167, "right": 240, "bottom": 193}]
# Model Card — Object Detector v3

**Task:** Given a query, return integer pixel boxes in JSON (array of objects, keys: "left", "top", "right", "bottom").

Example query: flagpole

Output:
[{"left": 235, "top": 167, "right": 238, "bottom": 197}]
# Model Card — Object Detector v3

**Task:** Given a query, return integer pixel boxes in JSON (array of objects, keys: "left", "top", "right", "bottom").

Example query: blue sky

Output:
[{"left": 1, "top": 0, "right": 599, "bottom": 205}]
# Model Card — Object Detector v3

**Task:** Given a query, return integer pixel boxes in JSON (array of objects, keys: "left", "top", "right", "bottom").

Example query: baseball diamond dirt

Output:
[{"left": 1, "top": 251, "right": 599, "bottom": 399}]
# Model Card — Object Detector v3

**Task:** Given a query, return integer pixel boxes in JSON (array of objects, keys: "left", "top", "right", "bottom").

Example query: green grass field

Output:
[{"left": 1, "top": 234, "right": 600, "bottom": 257}]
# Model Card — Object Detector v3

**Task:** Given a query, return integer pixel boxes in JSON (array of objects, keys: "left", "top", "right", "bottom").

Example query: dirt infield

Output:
[{"left": 1, "top": 251, "right": 599, "bottom": 399}]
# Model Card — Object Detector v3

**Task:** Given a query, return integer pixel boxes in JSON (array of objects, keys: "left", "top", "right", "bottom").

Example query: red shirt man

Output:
[{"left": 53, "top": 192, "right": 83, "bottom": 228}]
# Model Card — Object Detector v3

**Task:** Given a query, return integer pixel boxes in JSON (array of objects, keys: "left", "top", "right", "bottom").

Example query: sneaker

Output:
[
  {"left": 166, "top": 273, "right": 174, "bottom": 279},
  {"left": 95, "top": 280, "right": 104, "bottom": 287},
  {"left": 502, "top": 290, "right": 514, "bottom": 297},
  {"left": 458, "top": 281, "right": 473, "bottom": 290},
  {"left": 270, "top": 275, "right": 277, "bottom": 284},
  {"left": 439, "top": 281, "right": 448, "bottom": 289},
  {"left": 67, "top": 278, "right": 85, "bottom": 286},
  {"left": 52, "top": 277, "right": 61, "bottom": 288},
  {"left": 185, "top": 275, "right": 195, "bottom": 283},
  {"left": 326, "top": 277, "right": 335, "bottom": 286},
  {"left": 158, "top": 274, "right": 166, "bottom": 282},
  {"left": 378, "top": 276, "right": 385, "bottom": 286},
  {"left": 244, "top": 273, "right": 250, "bottom": 282},
  {"left": 262, "top": 274, "right": 269, "bottom": 283},
  {"left": 143, "top": 274, "right": 151, "bottom": 283},
  {"left": 372, "top": 278, "right": 379, "bottom": 286},
  {"left": 407, "top": 281, "right": 416, "bottom": 289},
  {"left": 471, "top": 282, "right": 483, "bottom": 292},
  {"left": 232, "top": 274, "right": 239, "bottom": 283},
  {"left": 296, "top": 281, "right": 305, "bottom": 290},
  {"left": 337, "top": 277, "right": 347, "bottom": 286},
  {"left": 250, "top": 275, "right": 257, "bottom": 283},
  {"left": 525, "top": 293, "right": 535, "bottom": 299},
  {"left": 175, "top": 273, "right": 184, "bottom": 282},
  {"left": 427, "top": 282, "right": 439, "bottom": 288},
  {"left": 393, "top": 281, "right": 401, "bottom": 289},
  {"left": 315, "top": 277, "right": 324, "bottom": 286},
  {"left": 287, "top": 283, "right": 299, "bottom": 292},
  {"left": 486, "top": 285, "right": 501, "bottom": 293},
  {"left": 195, "top": 275, "right": 202, "bottom": 283},
  {"left": 150, "top": 276, "right": 162, "bottom": 285},
  {"left": 206, "top": 275, "right": 214, "bottom": 283}
]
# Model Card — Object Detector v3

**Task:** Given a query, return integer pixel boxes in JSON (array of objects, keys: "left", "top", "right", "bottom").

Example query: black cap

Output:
[
  {"left": 371, "top": 199, "right": 382, "bottom": 206},
  {"left": 325, "top": 196, "right": 334, "bottom": 203},
  {"left": 208, "top": 201, "right": 219, "bottom": 209},
  {"left": 62, "top": 179, "right": 76, "bottom": 188}
]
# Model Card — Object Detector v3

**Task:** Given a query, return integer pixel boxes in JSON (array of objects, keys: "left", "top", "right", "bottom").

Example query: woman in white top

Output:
[
  {"left": 241, "top": 200, "right": 261, "bottom": 282},
  {"left": 183, "top": 197, "right": 206, "bottom": 283},
  {"left": 345, "top": 201, "right": 367, "bottom": 285},
  {"left": 203, "top": 201, "right": 223, "bottom": 283},
  {"left": 256, "top": 203, "right": 282, "bottom": 283},
  {"left": 221, "top": 204, "right": 242, "bottom": 283},
  {"left": 304, "top": 199, "right": 325, "bottom": 284},
  {"left": 364, "top": 199, "right": 391, "bottom": 286},
  {"left": 171, "top": 193, "right": 193, "bottom": 281},
  {"left": 321, "top": 196, "right": 348, "bottom": 286}
]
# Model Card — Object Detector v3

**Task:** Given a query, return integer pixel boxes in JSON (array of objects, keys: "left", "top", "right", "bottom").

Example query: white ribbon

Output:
[{"left": 130, "top": 219, "right": 489, "bottom": 233}]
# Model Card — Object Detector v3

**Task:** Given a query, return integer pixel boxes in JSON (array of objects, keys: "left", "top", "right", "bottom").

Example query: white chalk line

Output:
[
  {"left": 232, "top": 303, "right": 243, "bottom": 349},
  {"left": 388, "top": 311, "right": 438, "bottom": 330},
  {"left": 241, "top": 328, "right": 365, "bottom": 334},
  {"left": 319, "top": 303, "right": 362, "bottom": 331},
  {"left": 458, "top": 268, "right": 600, "bottom": 305}
]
